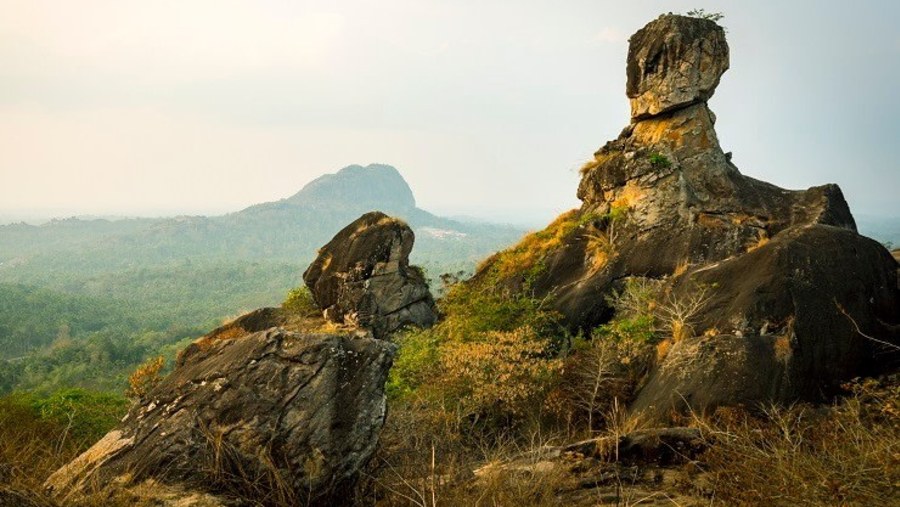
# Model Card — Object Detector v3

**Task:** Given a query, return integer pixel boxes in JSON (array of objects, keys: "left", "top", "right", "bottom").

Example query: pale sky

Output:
[{"left": 1, "top": 0, "right": 898, "bottom": 224}]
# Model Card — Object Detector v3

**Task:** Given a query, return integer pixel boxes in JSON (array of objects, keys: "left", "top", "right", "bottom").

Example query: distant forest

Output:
[{"left": 0, "top": 165, "right": 526, "bottom": 394}]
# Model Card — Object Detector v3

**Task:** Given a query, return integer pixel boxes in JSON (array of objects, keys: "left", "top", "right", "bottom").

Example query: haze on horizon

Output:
[{"left": 1, "top": 0, "right": 898, "bottom": 226}]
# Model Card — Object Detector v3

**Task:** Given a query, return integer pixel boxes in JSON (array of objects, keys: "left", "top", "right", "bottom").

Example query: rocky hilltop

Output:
[
  {"left": 32, "top": 14, "right": 900, "bottom": 507},
  {"left": 476, "top": 14, "right": 899, "bottom": 420},
  {"left": 287, "top": 164, "right": 417, "bottom": 211}
]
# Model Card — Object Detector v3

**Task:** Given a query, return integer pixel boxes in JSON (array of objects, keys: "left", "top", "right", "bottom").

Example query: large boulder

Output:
[
  {"left": 472, "top": 14, "right": 900, "bottom": 420},
  {"left": 304, "top": 211, "right": 437, "bottom": 339},
  {"left": 46, "top": 316, "right": 395, "bottom": 506},
  {"left": 627, "top": 14, "right": 729, "bottom": 120},
  {"left": 631, "top": 225, "right": 899, "bottom": 420}
]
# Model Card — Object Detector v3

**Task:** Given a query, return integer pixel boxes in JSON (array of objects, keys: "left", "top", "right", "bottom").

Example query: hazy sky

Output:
[{"left": 1, "top": 0, "right": 898, "bottom": 224}]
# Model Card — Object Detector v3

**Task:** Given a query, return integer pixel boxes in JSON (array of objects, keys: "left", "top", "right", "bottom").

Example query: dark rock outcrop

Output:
[
  {"left": 46, "top": 321, "right": 395, "bottom": 506},
  {"left": 474, "top": 14, "right": 900, "bottom": 420},
  {"left": 631, "top": 225, "right": 899, "bottom": 420},
  {"left": 304, "top": 211, "right": 437, "bottom": 339}
]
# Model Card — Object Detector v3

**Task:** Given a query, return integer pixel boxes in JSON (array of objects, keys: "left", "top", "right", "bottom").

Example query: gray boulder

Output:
[
  {"left": 46, "top": 319, "right": 395, "bottom": 506},
  {"left": 303, "top": 211, "right": 437, "bottom": 339}
]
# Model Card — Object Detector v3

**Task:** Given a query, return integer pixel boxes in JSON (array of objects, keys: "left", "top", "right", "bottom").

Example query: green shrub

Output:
[
  {"left": 31, "top": 388, "right": 128, "bottom": 444},
  {"left": 594, "top": 314, "right": 657, "bottom": 343},
  {"left": 282, "top": 286, "right": 317, "bottom": 315},
  {"left": 648, "top": 152, "right": 672, "bottom": 168},
  {"left": 386, "top": 328, "right": 442, "bottom": 399},
  {"left": 685, "top": 8, "right": 724, "bottom": 22}
]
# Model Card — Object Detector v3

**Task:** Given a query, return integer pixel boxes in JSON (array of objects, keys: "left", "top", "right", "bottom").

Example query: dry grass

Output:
[
  {"left": 584, "top": 233, "right": 611, "bottom": 271},
  {"left": 0, "top": 395, "right": 140, "bottom": 507},
  {"left": 366, "top": 376, "right": 900, "bottom": 506},
  {"left": 691, "top": 376, "right": 900, "bottom": 506},
  {"left": 197, "top": 423, "right": 301, "bottom": 506},
  {"left": 361, "top": 404, "right": 573, "bottom": 507},
  {"left": 480, "top": 209, "right": 588, "bottom": 280},
  {"left": 672, "top": 259, "right": 690, "bottom": 277},
  {"left": 746, "top": 234, "right": 770, "bottom": 252}
]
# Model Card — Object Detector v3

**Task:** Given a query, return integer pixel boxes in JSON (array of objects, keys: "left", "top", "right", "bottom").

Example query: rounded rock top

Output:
[{"left": 626, "top": 14, "right": 729, "bottom": 120}]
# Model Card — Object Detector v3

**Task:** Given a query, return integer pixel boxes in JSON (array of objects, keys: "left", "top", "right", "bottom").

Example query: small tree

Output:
[
  {"left": 657, "top": 284, "right": 711, "bottom": 342},
  {"left": 686, "top": 9, "right": 724, "bottom": 22}
]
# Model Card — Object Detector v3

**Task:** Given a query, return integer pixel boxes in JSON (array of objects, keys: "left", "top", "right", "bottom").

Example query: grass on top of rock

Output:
[{"left": 480, "top": 209, "right": 596, "bottom": 281}]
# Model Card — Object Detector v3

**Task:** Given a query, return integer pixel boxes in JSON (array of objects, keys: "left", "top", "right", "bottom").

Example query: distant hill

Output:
[
  {"left": 0, "top": 164, "right": 523, "bottom": 277},
  {"left": 286, "top": 163, "right": 416, "bottom": 209},
  {"left": 0, "top": 164, "right": 525, "bottom": 381}
]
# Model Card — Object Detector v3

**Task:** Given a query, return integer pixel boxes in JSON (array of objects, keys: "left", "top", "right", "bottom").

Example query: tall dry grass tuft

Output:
[
  {"left": 692, "top": 376, "right": 900, "bottom": 506},
  {"left": 197, "top": 423, "right": 301, "bottom": 506},
  {"left": 0, "top": 393, "right": 138, "bottom": 506}
]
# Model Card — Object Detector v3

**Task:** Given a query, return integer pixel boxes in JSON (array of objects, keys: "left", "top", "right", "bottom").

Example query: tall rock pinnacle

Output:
[{"left": 473, "top": 13, "right": 899, "bottom": 422}]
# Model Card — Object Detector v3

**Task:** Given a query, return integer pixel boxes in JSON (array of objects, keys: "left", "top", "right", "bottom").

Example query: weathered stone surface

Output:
[
  {"left": 627, "top": 14, "right": 729, "bottom": 120},
  {"left": 473, "top": 13, "right": 900, "bottom": 421},
  {"left": 631, "top": 225, "right": 900, "bottom": 420},
  {"left": 304, "top": 211, "right": 437, "bottom": 339},
  {"left": 46, "top": 325, "right": 396, "bottom": 506}
]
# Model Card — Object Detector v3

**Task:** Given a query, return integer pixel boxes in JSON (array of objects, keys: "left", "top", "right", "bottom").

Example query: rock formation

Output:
[
  {"left": 304, "top": 211, "right": 438, "bottom": 339},
  {"left": 627, "top": 15, "right": 729, "bottom": 120},
  {"left": 45, "top": 210, "right": 442, "bottom": 505},
  {"left": 46, "top": 316, "right": 395, "bottom": 506},
  {"left": 476, "top": 14, "right": 900, "bottom": 420}
]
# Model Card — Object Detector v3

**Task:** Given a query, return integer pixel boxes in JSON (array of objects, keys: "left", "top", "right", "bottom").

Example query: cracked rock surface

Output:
[
  {"left": 304, "top": 211, "right": 437, "bottom": 339},
  {"left": 46, "top": 323, "right": 395, "bottom": 506}
]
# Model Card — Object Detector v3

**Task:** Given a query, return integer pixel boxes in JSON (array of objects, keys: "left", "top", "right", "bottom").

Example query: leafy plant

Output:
[
  {"left": 30, "top": 388, "right": 128, "bottom": 444},
  {"left": 648, "top": 152, "right": 671, "bottom": 169},
  {"left": 282, "top": 286, "right": 318, "bottom": 315},
  {"left": 685, "top": 9, "right": 724, "bottom": 22}
]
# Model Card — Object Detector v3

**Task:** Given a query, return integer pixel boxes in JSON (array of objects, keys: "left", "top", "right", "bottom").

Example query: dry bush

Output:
[
  {"left": 197, "top": 423, "right": 300, "bottom": 506},
  {"left": 656, "top": 283, "right": 710, "bottom": 342},
  {"left": 554, "top": 338, "right": 652, "bottom": 435},
  {"left": 440, "top": 326, "right": 563, "bottom": 420},
  {"left": 694, "top": 376, "right": 900, "bottom": 506},
  {"left": 126, "top": 356, "right": 165, "bottom": 400}
]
